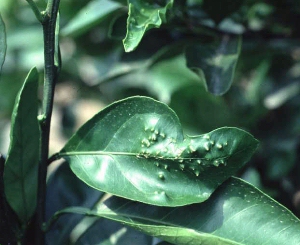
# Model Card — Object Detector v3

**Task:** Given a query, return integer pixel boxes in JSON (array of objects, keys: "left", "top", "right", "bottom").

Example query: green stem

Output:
[
  {"left": 35, "top": 0, "right": 60, "bottom": 244},
  {"left": 25, "top": 0, "right": 44, "bottom": 23}
]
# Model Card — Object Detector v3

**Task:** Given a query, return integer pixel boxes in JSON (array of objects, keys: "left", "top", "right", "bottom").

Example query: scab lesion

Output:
[{"left": 137, "top": 128, "right": 230, "bottom": 175}]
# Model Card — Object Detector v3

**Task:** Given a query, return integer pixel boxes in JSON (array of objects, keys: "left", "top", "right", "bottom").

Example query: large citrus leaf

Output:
[
  {"left": 50, "top": 177, "right": 300, "bottom": 245},
  {"left": 4, "top": 67, "right": 39, "bottom": 224},
  {"left": 123, "top": 0, "right": 173, "bottom": 52},
  {"left": 60, "top": 96, "right": 258, "bottom": 206}
]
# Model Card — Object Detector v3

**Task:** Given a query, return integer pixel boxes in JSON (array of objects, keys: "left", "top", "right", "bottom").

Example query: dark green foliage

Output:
[
  {"left": 1, "top": 0, "right": 300, "bottom": 244},
  {"left": 4, "top": 67, "right": 39, "bottom": 224}
]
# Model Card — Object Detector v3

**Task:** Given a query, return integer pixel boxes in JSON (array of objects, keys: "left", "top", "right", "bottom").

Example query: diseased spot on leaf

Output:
[{"left": 137, "top": 121, "right": 229, "bottom": 176}]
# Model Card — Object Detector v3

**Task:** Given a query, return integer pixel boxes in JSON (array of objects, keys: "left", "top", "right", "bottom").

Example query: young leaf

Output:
[
  {"left": 123, "top": 0, "right": 174, "bottom": 52},
  {"left": 51, "top": 177, "right": 300, "bottom": 245},
  {"left": 4, "top": 67, "right": 40, "bottom": 224},
  {"left": 61, "top": 0, "right": 122, "bottom": 37},
  {"left": 60, "top": 96, "right": 258, "bottom": 207},
  {"left": 0, "top": 14, "right": 6, "bottom": 73},
  {"left": 186, "top": 35, "right": 241, "bottom": 95}
]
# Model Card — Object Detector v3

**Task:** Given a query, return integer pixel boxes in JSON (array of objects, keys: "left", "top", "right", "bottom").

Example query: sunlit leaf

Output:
[
  {"left": 51, "top": 177, "right": 300, "bottom": 245},
  {"left": 0, "top": 14, "right": 6, "bottom": 74},
  {"left": 60, "top": 96, "right": 258, "bottom": 207},
  {"left": 123, "top": 0, "right": 173, "bottom": 52},
  {"left": 186, "top": 35, "right": 241, "bottom": 95},
  {"left": 4, "top": 67, "right": 39, "bottom": 224},
  {"left": 62, "top": 0, "right": 122, "bottom": 37}
]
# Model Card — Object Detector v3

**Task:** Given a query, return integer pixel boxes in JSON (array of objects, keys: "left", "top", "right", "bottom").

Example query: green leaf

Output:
[
  {"left": 4, "top": 67, "right": 39, "bottom": 224},
  {"left": 46, "top": 162, "right": 105, "bottom": 245},
  {"left": 0, "top": 14, "right": 6, "bottom": 74},
  {"left": 186, "top": 35, "right": 242, "bottom": 95},
  {"left": 60, "top": 96, "right": 258, "bottom": 207},
  {"left": 46, "top": 162, "right": 155, "bottom": 245},
  {"left": 61, "top": 0, "right": 122, "bottom": 37},
  {"left": 170, "top": 84, "right": 236, "bottom": 133},
  {"left": 123, "top": 0, "right": 174, "bottom": 52},
  {"left": 51, "top": 177, "right": 300, "bottom": 245},
  {"left": 0, "top": 155, "right": 18, "bottom": 243}
]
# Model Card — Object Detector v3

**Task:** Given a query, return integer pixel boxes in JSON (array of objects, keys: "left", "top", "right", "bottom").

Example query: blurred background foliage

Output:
[{"left": 1, "top": 0, "right": 300, "bottom": 244}]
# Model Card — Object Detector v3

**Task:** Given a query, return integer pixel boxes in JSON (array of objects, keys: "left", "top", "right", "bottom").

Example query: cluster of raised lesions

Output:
[{"left": 136, "top": 124, "right": 229, "bottom": 177}]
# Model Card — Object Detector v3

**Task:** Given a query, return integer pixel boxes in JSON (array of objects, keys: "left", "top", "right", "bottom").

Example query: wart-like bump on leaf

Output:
[{"left": 60, "top": 96, "right": 259, "bottom": 206}]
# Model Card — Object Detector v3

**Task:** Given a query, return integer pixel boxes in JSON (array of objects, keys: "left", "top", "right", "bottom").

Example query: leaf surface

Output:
[
  {"left": 62, "top": 0, "right": 122, "bottom": 37},
  {"left": 4, "top": 67, "right": 39, "bottom": 224},
  {"left": 186, "top": 35, "right": 241, "bottom": 95},
  {"left": 52, "top": 177, "right": 300, "bottom": 245},
  {"left": 46, "top": 162, "right": 156, "bottom": 245},
  {"left": 0, "top": 14, "right": 6, "bottom": 73},
  {"left": 123, "top": 0, "right": 173, "bottom": 52},
  {"left": 60, "top": 96, "right": 258, "bottom": 206},
  {"left": 0, "top": 156, "right": 18, "bottom": 243}
]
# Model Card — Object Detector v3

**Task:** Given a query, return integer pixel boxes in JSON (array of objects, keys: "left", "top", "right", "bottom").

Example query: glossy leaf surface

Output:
[
  {"left": 62, "top": 0, "right": 121, "bottom": 37},
  {"left": 186, "top": 35, "right": 241, "bottom": 95},
  {"left": 4, "top": 67, "right": 39, "bottom": 223},
  {"left": 60, "top": 97, "right": 258, "bottom": 206},
  {"left": 0, "top": 14, "right": 6, "bottom": 73},
  {"left": 52, "top": 177, "right": 300, "bottom": 245},
  {"left": 123, "top": 0, "right": 173, "bottom": 52}
]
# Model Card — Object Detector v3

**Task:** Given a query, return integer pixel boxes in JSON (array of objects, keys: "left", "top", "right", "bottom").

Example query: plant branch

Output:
[
  {"left": 35, "top": 0, "right": 60, "bottom": 244},
  {"left": 25, "top": 0, "right": 44, "bottom": 23}
]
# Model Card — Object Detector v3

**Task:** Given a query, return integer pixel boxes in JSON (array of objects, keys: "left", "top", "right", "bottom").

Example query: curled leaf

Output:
[{"left": 123, "top": 0, "right": 173, "bottom": 52}]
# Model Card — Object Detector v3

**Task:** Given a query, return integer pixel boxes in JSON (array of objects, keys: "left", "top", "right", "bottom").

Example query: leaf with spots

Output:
[
  {"left": 123, "top": 0, "right": 174, "bottom": 52},
  {"left": 4, "top": 67, "right": 40, "bottom": 224},
  {"left": 60, "top": 96, "right": 258, "bottom": 207},
  {"left": 50, "top": 177, "right": 300, "bottom": 245}
]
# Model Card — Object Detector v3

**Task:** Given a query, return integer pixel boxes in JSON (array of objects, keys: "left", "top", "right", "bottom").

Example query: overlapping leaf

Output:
[
  {"left": 123, "top": 0, "right": 173, "bottom": 52},
  {"left": 0, "top": 156, "right": 18, "bottom": 243},
  {"left": 0, "top": 14, "right": 6, "bottom": 73},
  {"left": 50, "top": 177, "right": 300, "bottom": 245},
  {"left": 186, "top": 35, "right": 241, "bottom": 95},
  {"left": 62, "top": 0, "right": 122, "bottom": 37},
  {"left": 60, "top": 96, "right": 258, "bottom": 206},
  {"left": 4, "top": 67, "right": 40, "bottom": 224}
]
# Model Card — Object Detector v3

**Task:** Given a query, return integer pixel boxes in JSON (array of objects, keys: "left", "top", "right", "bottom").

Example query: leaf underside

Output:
[
  {"left": 60, "top": 96, "right": 258, "bottom": 207},
  {"left": 4, "top": 67, "right": 40, "bottom": 224}
]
